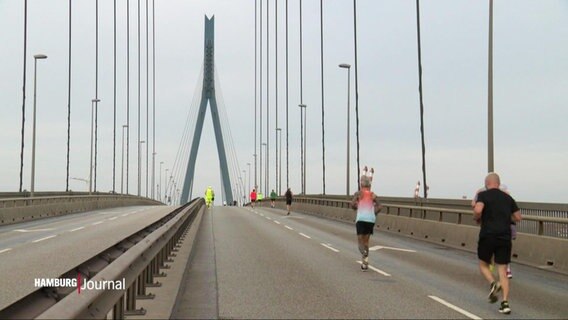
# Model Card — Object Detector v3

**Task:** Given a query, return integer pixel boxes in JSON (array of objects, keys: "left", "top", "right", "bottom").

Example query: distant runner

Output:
[
  {"left": 205, "top": 186, "right": 215, "bottom": 208},
  {"left": 270, "top": 189, "right": 277, "bottom": 208},
  {"left": 285, "top": 188, "right": 293, "bottom": 215},
  {"left": 473, "top": 173, "right": 522, "bottom": 315},
  {"left": 351, "top": 167, "right": 382, "bottom": 271},
  {"left": 250, "top": 188, "right": 257, "bottom": 208}
]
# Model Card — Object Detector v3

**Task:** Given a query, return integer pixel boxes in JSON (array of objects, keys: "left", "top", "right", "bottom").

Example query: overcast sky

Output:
[{"left": 1, "top": 0, "right": 566, "bottom": 203}]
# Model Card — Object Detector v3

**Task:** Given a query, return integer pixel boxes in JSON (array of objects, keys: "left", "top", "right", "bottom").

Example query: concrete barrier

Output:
[
  {"left": 0, "top": 195, "right": 163, "bottom": 225},
  {"left": 260, "top": 199, "right": 568, "bottom": 274}
]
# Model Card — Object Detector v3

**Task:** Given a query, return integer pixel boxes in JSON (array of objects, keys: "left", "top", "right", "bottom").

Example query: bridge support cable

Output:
[
  {"left": 415, "top": 0, "right": 428, "bottom": 199},
  {"left": 215, "top": 70, "right": 246, "bottom": 204},
  {"left": 164, "top": 68, "right": 204, "bottom": 203}
]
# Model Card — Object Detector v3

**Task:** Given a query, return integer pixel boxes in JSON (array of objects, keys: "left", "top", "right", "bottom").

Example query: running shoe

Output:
[
  {"left": 499, "top": 301, "right": 511, "bottom": 314},
  {"left": 360, "top": 263, "right": 368, "bottom": 271},
  {"left": 488, "top": 281, "right": 501, "bottom": 303},
  {"left": 507, "top": 265, "right": 513, "bottom": 279},
  {"left": 363, "top": 255, "right": 369, "bottom": 266}
]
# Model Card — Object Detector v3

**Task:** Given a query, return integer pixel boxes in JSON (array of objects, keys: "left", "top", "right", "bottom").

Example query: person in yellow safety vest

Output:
[
  {"left": 257, "top": 192, "right": 264, "bottom": 203},
  {"left": 205, "top": 186, "right": 215, "bottom": 208}
]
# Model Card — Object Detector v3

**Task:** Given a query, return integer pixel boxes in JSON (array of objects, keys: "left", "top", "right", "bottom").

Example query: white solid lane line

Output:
[
  {"left": 13, "top": 228, "right": 54, "bottom": 233},
  {"left": 284, "top": 225, "right": 294, "bottom": 230},
  {"left": 0, "top": 248, "right": 12, "bottom": 254},
  {"left": 69, "top": 226, "right": 85, "bottom": 232},
  {"left": 92, "top": 221, "right": 104, "bottom": 226},
  {"left": 321, "top": 243, "right": 340, "bottom": 253},
  {"left": 356, "top": 261, "right": 391, "bottom": 277},
  {"left": 274, "top": 221, "right": 281, "bottom": 225},
  {"left": 32, "top": 235, "right": 57, "bottom": 243},
  {"left": 299, "top": 233, "right": 311, "bottom": 239},
  {"left": 428, "top": 295, "right": 482, "bottom": 320},
  {"left": 369, "top": 245, "right": 417, "bottom": 253}
]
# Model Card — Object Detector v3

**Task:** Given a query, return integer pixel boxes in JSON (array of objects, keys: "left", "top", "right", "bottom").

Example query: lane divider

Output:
[
  {"left": 108, "top": 217, "right": 118, "bottom": 221},
  {"left": 321, "top": 243, "right": 340, "bottom": 253},
  {"left": 284, "top": 225, "right": 294, "bottom": 230},
  {"left": 92, "top": 221, "right": 104, "bottom": 226},
  {"left": 355, "top": 261, "right": 391, "bottom": 276},
  {"left": 32, "top": 235, "right": 57, "bottom": 243},
  {"left": 299, "top": 233, "right": 311, "bottom": 239},
  {"left": 274, "top": 221, "right": 281, "bottom": 225},
  {"left": 0, "top": 248, "right": 12, "bottom": 254},
  {"left": 428, "top": 295, "right": 482, "bottom": 320},
  {"left": 69, "top": 226, "right": 85, "bottom": 232}
]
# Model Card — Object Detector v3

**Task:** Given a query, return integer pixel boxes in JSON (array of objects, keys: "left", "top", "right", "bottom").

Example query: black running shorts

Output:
[
  {"left": 286, "top": 200, "right": 292, "bottom": 205},
  {"left": 356, "top": 221, "right": 375, "bottom": 235},
  {"left": 477, "top": 236, "right": 512, "bottom": 265}
]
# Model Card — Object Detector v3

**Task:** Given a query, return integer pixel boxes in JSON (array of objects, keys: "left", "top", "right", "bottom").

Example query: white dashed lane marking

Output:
[
  {"left": 299, "top": 233, "right": 311, "bottom": 239},
  {"left": 356, "top": 261, "right": 391, "bottom": 277},
  {"left": 92, "top": 221, "right": 104, "bottom": 226},
  {"left": 108, "top": 217, "right": 117, "bottom": 221},
  {"left": 274, "top": 221, "right": 281, "bottom": 225},
  {"left": 284, "top": 225, "right": 294, "bottom": 230},
  {"left": 428, "top": 295, "right": 482, "bottom": 320},
  {"left": 321, "top": 243, "right": 340, "bottom": 253},
  {"left": 0, "top": 248, "right": 12, "bottom": 254},
  {"left": 32, "top": 235, "right": 57, "bottom": 243},
  {"left": 69, "top": 226, "right": 85, "bottom": 232}
]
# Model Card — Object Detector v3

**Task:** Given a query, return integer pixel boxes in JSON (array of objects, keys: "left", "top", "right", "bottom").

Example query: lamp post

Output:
[
  {"left": 261, "top": 142, "right": 267, "bottom": 195},
  {"left": 30, "top": 54, "right": 48, "bottom": 197},
  {"left": 164, "top": 168, "right": 169, "bottom": 202},
  {"left": 339, "top": 63, "right": 351, "bottom": 196},
  {"left": 121, "top": 124, "right": 128, "bottom": 194},
  {"left": 159, "top": 161, "right": 164, "bottom": 201},
  {"left": 89, "top": 98, "right": 100, "bottom": 195},
  {"left": 247, "top": 162, "right": 251, "bottom": 200},
  {"left": 152, "top": 151, "right": 157, "bottom": 199},
  {"left": 138, "top": 140, "right": 145, "bottom": 196},
  {"left": 488, "top": 0, "right": 494, "bottom": 173},
  {"left": 276, "top": 128, "right": 282, "bottom": 194},
  {"left": 298, "top": 104, "right": 307, "bottom": 194}
]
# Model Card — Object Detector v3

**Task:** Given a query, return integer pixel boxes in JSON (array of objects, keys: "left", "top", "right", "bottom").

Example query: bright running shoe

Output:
[
  {"left": 507, "top": 265, "right": 513, "bottom": 279},
  {"left": 488, "top": 281, "right": 501, "bottom": 304},
  {"left": 499, "top": 300, "right": 511, "bottom": 314}
]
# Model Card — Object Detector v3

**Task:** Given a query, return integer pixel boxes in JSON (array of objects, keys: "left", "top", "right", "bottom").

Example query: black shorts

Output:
[
  {"left": 356, "top": 221, "right": 375, "bottom": 235},
  {"left": 477, "top": 236, "right": 512, "bottom": 265},
  {"left": 286, "top": 200, "right": 292, "bottom": 205},
  {"left": 251, "top": 199, "right": 256, "bottom": 202}
]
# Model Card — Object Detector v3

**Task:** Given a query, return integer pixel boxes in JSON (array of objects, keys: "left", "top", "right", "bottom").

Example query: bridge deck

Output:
[{"left": 173, "top": 206, "right": 568, "bottom": 319}]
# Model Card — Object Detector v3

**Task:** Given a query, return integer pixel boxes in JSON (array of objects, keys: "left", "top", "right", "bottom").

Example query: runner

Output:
[
  {"left": 351, "top": 169, "right": 382, "bottom": 271},
  {"left": 473, "top": 173, "right": 522, "bottom": 315},
  {"left": 270, "top": 189, "right": 277, "bottom": 208},
  {"left": 250, "top": 188, "right": 257, "bottom": 208},
  {"left": 205, "top": 186, "right": 215, "bottom": 208},
  {"left": 472, "top": 183, "right": 515, "bottom": 278},
  {"left": 285, "top": 188, "right": 293, "bottom": 215}
]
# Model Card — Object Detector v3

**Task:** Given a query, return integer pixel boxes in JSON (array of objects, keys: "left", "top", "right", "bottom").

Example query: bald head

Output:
[{"left": 485, "top": 172, "right": 501, "bottom": 189}]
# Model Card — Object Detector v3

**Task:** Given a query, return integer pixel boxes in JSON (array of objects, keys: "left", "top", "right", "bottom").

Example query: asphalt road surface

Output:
[
  {"left": 173, "top": 205, "right": 568, "bottom": 319},
  {"left": 0, "top": 205, "right": 175, "bottom": 310}
]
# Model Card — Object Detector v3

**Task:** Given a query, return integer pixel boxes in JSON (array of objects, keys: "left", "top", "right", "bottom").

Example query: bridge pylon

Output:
[{"left": 180, "top": 16, "right": 233, "bottom": 204}]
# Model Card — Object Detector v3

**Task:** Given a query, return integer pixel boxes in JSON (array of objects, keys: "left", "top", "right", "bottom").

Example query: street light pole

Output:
[
  {"left": 164, "top": 168, "right": 169, "bottom": 202},
  {"left": 121, "top": 124, "right": 128, "bottom": 194},
  {"left": 159, "top": 161, "right": 164, "bottom": 201},
  {"left": 261, "top": 143, "right": 267, "bottom": 195},
  {"left": 298, "top": 104, "right": 306, "bottom": 194},
  {"left": 339, "top": 64, "right": 351, "bottom": 196},
  {"left": 276, "top": 128, "right": 282, "bottom": 194},
  {"left": 488, "top": 0, "right": 494, "bottom": 173},
  {"left": 30, "top": 54, "right": 47, "bottom": 197},
  {"left": 89, "top": 98, "right": 100, "bottom": 195},
  {"left": 247, "top": 162, "right": 251, "bottom": 199},
  {"left": 138, "top": 140, "right": 145, "bottom": 196}
]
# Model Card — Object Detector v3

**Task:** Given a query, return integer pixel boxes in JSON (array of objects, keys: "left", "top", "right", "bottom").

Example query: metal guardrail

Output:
[
  {"left": 292, "top": 196, "right": 568, "bottom": 239},
  {"left": 0, "top": 198, "right": 204, "bottom": 319}
]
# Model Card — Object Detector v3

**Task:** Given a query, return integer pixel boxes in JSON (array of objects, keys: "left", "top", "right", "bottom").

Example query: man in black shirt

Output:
[{"left": 474, "top": 173, "right": 522, "bottom": 315}]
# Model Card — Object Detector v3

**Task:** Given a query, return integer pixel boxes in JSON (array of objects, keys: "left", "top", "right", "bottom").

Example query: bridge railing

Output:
[
  {"left": 0, "top": 194, "right": 163, "bottom": 225},
  {"left": 0, "top": 198, "right": 204, "bottom": 319},
  {"left": 290, "top": 196, "right": 568, "bottom": 239}
]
